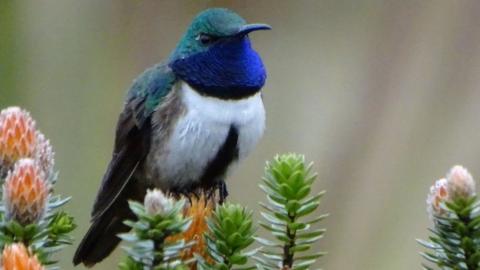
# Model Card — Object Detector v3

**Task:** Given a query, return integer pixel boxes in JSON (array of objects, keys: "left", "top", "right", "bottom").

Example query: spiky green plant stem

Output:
[{"left": 255, "top": 154, "right": 327, "bottom": 270}]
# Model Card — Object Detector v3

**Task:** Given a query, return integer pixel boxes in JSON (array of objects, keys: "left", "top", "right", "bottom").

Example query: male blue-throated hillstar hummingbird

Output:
[{"left": 73, "top": 8, "right": 270, "bottom": 266}]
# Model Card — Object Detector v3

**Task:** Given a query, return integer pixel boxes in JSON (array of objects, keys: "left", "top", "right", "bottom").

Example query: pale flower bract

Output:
[
  {"left": 143, "top": 189, "right": 173, "bottom": 216},
  {"left": 446, "top": 165, "right": 475, "bottom": 200}
]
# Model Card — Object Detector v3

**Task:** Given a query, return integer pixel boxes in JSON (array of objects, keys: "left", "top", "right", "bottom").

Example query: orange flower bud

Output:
[
  {"left": 0, "top": 107, "right": 37, "bottom": 177},
  {"left": 168, "top": 195, "right": 214, "bottom": 267},
  {"left": 1, "top": 243, "right": 44, "bottom": 270},
  {"left": 3, "top": 159, "right": 50, "bottom": 225}
]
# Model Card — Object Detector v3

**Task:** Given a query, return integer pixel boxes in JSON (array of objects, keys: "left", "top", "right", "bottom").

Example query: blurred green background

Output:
[{"left": 2, "top": 0, "right": 480, "bottom": 269}]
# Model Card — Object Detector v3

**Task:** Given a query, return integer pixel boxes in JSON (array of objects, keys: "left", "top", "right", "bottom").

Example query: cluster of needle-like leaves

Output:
[
  {"left": 197, "top": 203, "right": 257, "bottom": 270},
  {"left": 255, "top": 154, "right": 327, "bottom": 270}
]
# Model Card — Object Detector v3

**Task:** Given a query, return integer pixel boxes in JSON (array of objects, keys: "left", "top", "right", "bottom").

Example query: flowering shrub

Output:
[{"left": 0, "top": 107, "right": 75, "bottom": 268}]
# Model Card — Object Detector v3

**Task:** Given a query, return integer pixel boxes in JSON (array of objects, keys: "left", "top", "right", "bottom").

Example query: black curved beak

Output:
[{"left": 236, "top": 23, "right": 272, "bottom": 36}]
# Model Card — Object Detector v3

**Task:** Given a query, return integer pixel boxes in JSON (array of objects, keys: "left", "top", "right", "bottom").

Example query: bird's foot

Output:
[{"left": 218, "top": 180, "right": 229, "bottom": 204}]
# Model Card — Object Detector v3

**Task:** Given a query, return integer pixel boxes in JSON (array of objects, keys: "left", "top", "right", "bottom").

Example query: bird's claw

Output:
[{"left": 218, "top": 180, "right": 229, "bottom": 204}]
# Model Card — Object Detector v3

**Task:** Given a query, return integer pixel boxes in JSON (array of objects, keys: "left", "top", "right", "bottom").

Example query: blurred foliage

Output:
[{"left": 0, "top": 1, "right": 17, "bottom": 106}]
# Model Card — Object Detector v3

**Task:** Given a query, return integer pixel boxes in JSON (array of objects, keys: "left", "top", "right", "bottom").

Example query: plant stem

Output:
[
  {"left": 153, "top": 236, "right": 166, "bottom": 267},
  {"left": 224, "top": 256, "right": 232, "bottom": 269},
  {"left": 283, "top": 214, "right": 296, "bottom": 268}
]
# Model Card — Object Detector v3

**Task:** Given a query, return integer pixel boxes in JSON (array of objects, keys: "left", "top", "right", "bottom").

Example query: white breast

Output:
[{"left": 156, "top": 82, "right": 265, "bottom": 188}]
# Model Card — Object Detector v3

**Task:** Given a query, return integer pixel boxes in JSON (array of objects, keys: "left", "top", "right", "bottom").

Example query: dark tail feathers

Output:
[
  {"left": 73, "top": 175, "right": 147, "bottom": 267},
  {"left": 73, "top": 197, "right": 134, "bottom": 267}
]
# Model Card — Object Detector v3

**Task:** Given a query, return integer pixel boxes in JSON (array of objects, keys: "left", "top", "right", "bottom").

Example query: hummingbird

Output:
[{"left": 73, "top": 8, "right": 270, "bottom": 266}]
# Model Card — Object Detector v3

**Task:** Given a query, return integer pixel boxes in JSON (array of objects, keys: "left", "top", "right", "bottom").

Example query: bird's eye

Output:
[{"left": 197, "top": 33, "right": 219, "bottom": 45}]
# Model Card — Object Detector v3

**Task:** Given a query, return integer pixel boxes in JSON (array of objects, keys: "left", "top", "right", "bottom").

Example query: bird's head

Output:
[{"left": 169, "top": 8, "right": 271, "bottom": 99}]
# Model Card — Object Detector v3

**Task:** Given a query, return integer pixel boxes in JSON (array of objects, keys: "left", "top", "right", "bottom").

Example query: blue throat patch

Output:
[{"left": 169, "top": 37, "right": 266, "bottom": 99}]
